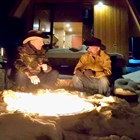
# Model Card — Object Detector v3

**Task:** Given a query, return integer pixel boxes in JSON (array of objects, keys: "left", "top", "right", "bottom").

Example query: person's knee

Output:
[
  {"left": 47, "top": 70, "right": 59, "bottom": 79},
  {"left": 16, "top": 71, "right": 27, "bottom": 81},
  {"left": 15, "top": 71, "right": 29, "bottom": 89},
  {"left": 72, "top": 75, "right": 80, "bottom": 84},
  {"left": 72, "top": 76, "right": 84, "bottom": 90},
  {"left": 49, "top": 70, "right": 59, "bottom": 78},
  {"left": 99, "top": 77, "right": 109, "bottom": 85}
]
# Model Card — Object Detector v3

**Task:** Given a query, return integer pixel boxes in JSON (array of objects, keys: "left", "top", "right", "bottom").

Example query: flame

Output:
[{"left": 2, "top": 89, "right": 94, "bottom": 116}]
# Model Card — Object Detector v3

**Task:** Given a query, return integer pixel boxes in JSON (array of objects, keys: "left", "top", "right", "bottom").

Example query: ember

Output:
[{"left": 2, "top": 89, "right": 94, "bottom": 116}]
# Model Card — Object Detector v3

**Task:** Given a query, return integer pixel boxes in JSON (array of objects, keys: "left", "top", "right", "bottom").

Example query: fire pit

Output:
[
  {"left": 2, "top": 89, "right": 94, "bottom": 117},
  {"left": 0, "top": 89, "right": 139, "bottom": 140}
]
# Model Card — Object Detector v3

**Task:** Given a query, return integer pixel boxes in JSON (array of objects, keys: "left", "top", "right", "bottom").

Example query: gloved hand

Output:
[
  {"left": 29, "top": 75, "right": 40, "bottom": 85},
  {"left": 25, "top": 72, "right": 40, "bottom": 85},
  {"left": 84, "top": 69, "right": 95, "bottom": 77},
  {"left": 75, "top": 69, "right": 83, "bottom": 77}
]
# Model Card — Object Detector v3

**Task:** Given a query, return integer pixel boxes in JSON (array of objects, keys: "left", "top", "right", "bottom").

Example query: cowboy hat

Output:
[
  {"left": 100, "top": 44, "right": 106, "bottom": 50},
  {"left": 23, "top": 30, "right": 49, "bottom": 44},
  {"left": 83, "top": 37, "right": 101, "bottom": 47},
  {"left": 83, "top": 36, "right": 106, "bottom": 50}
]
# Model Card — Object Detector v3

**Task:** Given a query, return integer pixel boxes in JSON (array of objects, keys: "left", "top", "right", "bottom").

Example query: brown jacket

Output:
[
  {"left": 74, "top": 50, "right": 112, "bottom": 78},
  {"left": 14, "top": 43, "right": 51, "bottom": 76}
]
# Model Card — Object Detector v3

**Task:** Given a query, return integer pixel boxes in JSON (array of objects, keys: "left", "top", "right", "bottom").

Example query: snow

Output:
[{"left": 0, "top": 91, "right": 140, "bottom": 140}]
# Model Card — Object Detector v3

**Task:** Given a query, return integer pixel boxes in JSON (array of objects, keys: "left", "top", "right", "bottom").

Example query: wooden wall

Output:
[{"left": 94, "top": 0, "right": 129, "bottom": 62}]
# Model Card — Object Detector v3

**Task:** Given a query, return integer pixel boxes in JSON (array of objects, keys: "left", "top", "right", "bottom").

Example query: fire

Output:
[{"left": 2, "top": 89, "right": 94, "bottom": 116}]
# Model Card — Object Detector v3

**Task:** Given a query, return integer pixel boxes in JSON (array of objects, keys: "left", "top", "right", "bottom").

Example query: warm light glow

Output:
[
  {"left": 1, "top": 48, "right": 4, "bottom": 56},
  {"left": 42, "top": 28, "right": 45, "bottom": 31},
  {"left": 3, "top": 90, "right": 94, "bottom": 116},
  {"left": 95, "top": 96, "right": 115, "bottom": 112},
  {"left": 45, "top": 23, "right": 51, "bottom": 32},
  {"left": 45, "top": 28, "right": 50, "bottom": 32},
  {"left": 96, "top": 2, "right": 105, "bottom": 10},
  {"left": 66, "top": 23, "right": 70, "bottom": 27},
  {"left": 68, "top": 28, "right": 72, "bottom": 32}
]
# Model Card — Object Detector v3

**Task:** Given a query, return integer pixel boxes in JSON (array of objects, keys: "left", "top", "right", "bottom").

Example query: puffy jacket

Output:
[
  {"left": 14, "top": 43, "right": 50, "bottom": 75},
  {"left": 74, "top": 50, "right": 112, "bottom": 78}
]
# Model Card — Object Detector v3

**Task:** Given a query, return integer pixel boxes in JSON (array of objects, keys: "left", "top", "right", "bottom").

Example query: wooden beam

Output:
[{"left": 12, "top": 0, "right": 30, "bottom": 18}]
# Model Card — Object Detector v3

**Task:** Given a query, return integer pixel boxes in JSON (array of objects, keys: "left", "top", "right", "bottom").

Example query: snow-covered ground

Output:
[{"left": 0, "top": 90, "right": 140, "bottom": 140}]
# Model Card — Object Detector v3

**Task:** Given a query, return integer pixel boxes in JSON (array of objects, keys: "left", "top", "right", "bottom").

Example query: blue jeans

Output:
[
  {"left": 72, "top": 75, "right": 110, "bottom": 95},
  {"left": 15, "top": 70, "right": 59, "bottom": 92}
]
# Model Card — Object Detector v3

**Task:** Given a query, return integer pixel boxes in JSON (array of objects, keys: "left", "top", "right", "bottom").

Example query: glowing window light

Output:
[
  {"left": 33, "top": 23, "right": 39, "bottom": 30},
  {"left": 45, "top": 28, "right": 50, "bottom": 32},
  {"left": 97, "top": 2, "right": 105, "bottom": 10},
  {"left": 34, "top": 24, "right": 39, "bottom": 28}
]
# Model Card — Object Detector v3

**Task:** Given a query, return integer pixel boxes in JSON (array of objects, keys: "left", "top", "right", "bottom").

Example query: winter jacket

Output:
[
  {"left": 14, "top": 43, "right": 51, "bottom": 75},
  {"left": 74, "top": 50, "right": 112, "bottom": 78}
]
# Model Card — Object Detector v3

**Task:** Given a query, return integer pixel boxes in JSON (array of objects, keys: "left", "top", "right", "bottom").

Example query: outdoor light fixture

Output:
[{"left": 96, "top": 1, "right": 105, "bottom": 10}]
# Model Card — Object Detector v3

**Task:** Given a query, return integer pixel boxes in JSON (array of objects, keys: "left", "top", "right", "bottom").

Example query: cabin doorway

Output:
[{"left": 72, "top": 36, "right": 82, "bottom": 47}]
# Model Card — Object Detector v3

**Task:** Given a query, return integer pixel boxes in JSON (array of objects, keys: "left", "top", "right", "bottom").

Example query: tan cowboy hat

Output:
[{"left": 23, "top": 30, "right": 49, "bottom": 44}]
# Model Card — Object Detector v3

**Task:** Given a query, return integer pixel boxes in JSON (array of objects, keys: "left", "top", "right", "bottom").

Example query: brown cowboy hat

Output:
[
  {"left": 83, "top": 37, "right": 101, "bottom": 47},
  {"left": 100, "top": 44, "right": 106, "bottom": 50},
  {"left": 23, "top": 30, "right": 49, "bottom": 44},
  {"left": 83, "top": 36, "right": 106, "bottom": 50}
]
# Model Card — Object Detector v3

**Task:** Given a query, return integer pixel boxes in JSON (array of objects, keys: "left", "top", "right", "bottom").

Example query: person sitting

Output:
[
  {"left": 14, "top": 30, "right": 59, "bottom": 93},
  {"left": 72, "top": 36, "right": 112, "bottom": 95}
]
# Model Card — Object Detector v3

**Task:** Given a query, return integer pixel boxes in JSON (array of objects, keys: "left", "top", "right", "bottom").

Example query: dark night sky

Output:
[
  {"left": 133, "top": 0, "right": 140, "bottom": 14},
  {"left": 0, "top": 0, "right": 26, "bottom": 45},
  {"left": 0, "top": 0, "right": 139, "bottom": 16},
  {"left": 0, "top": 0, "right": 17, "bottom": 16}
]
